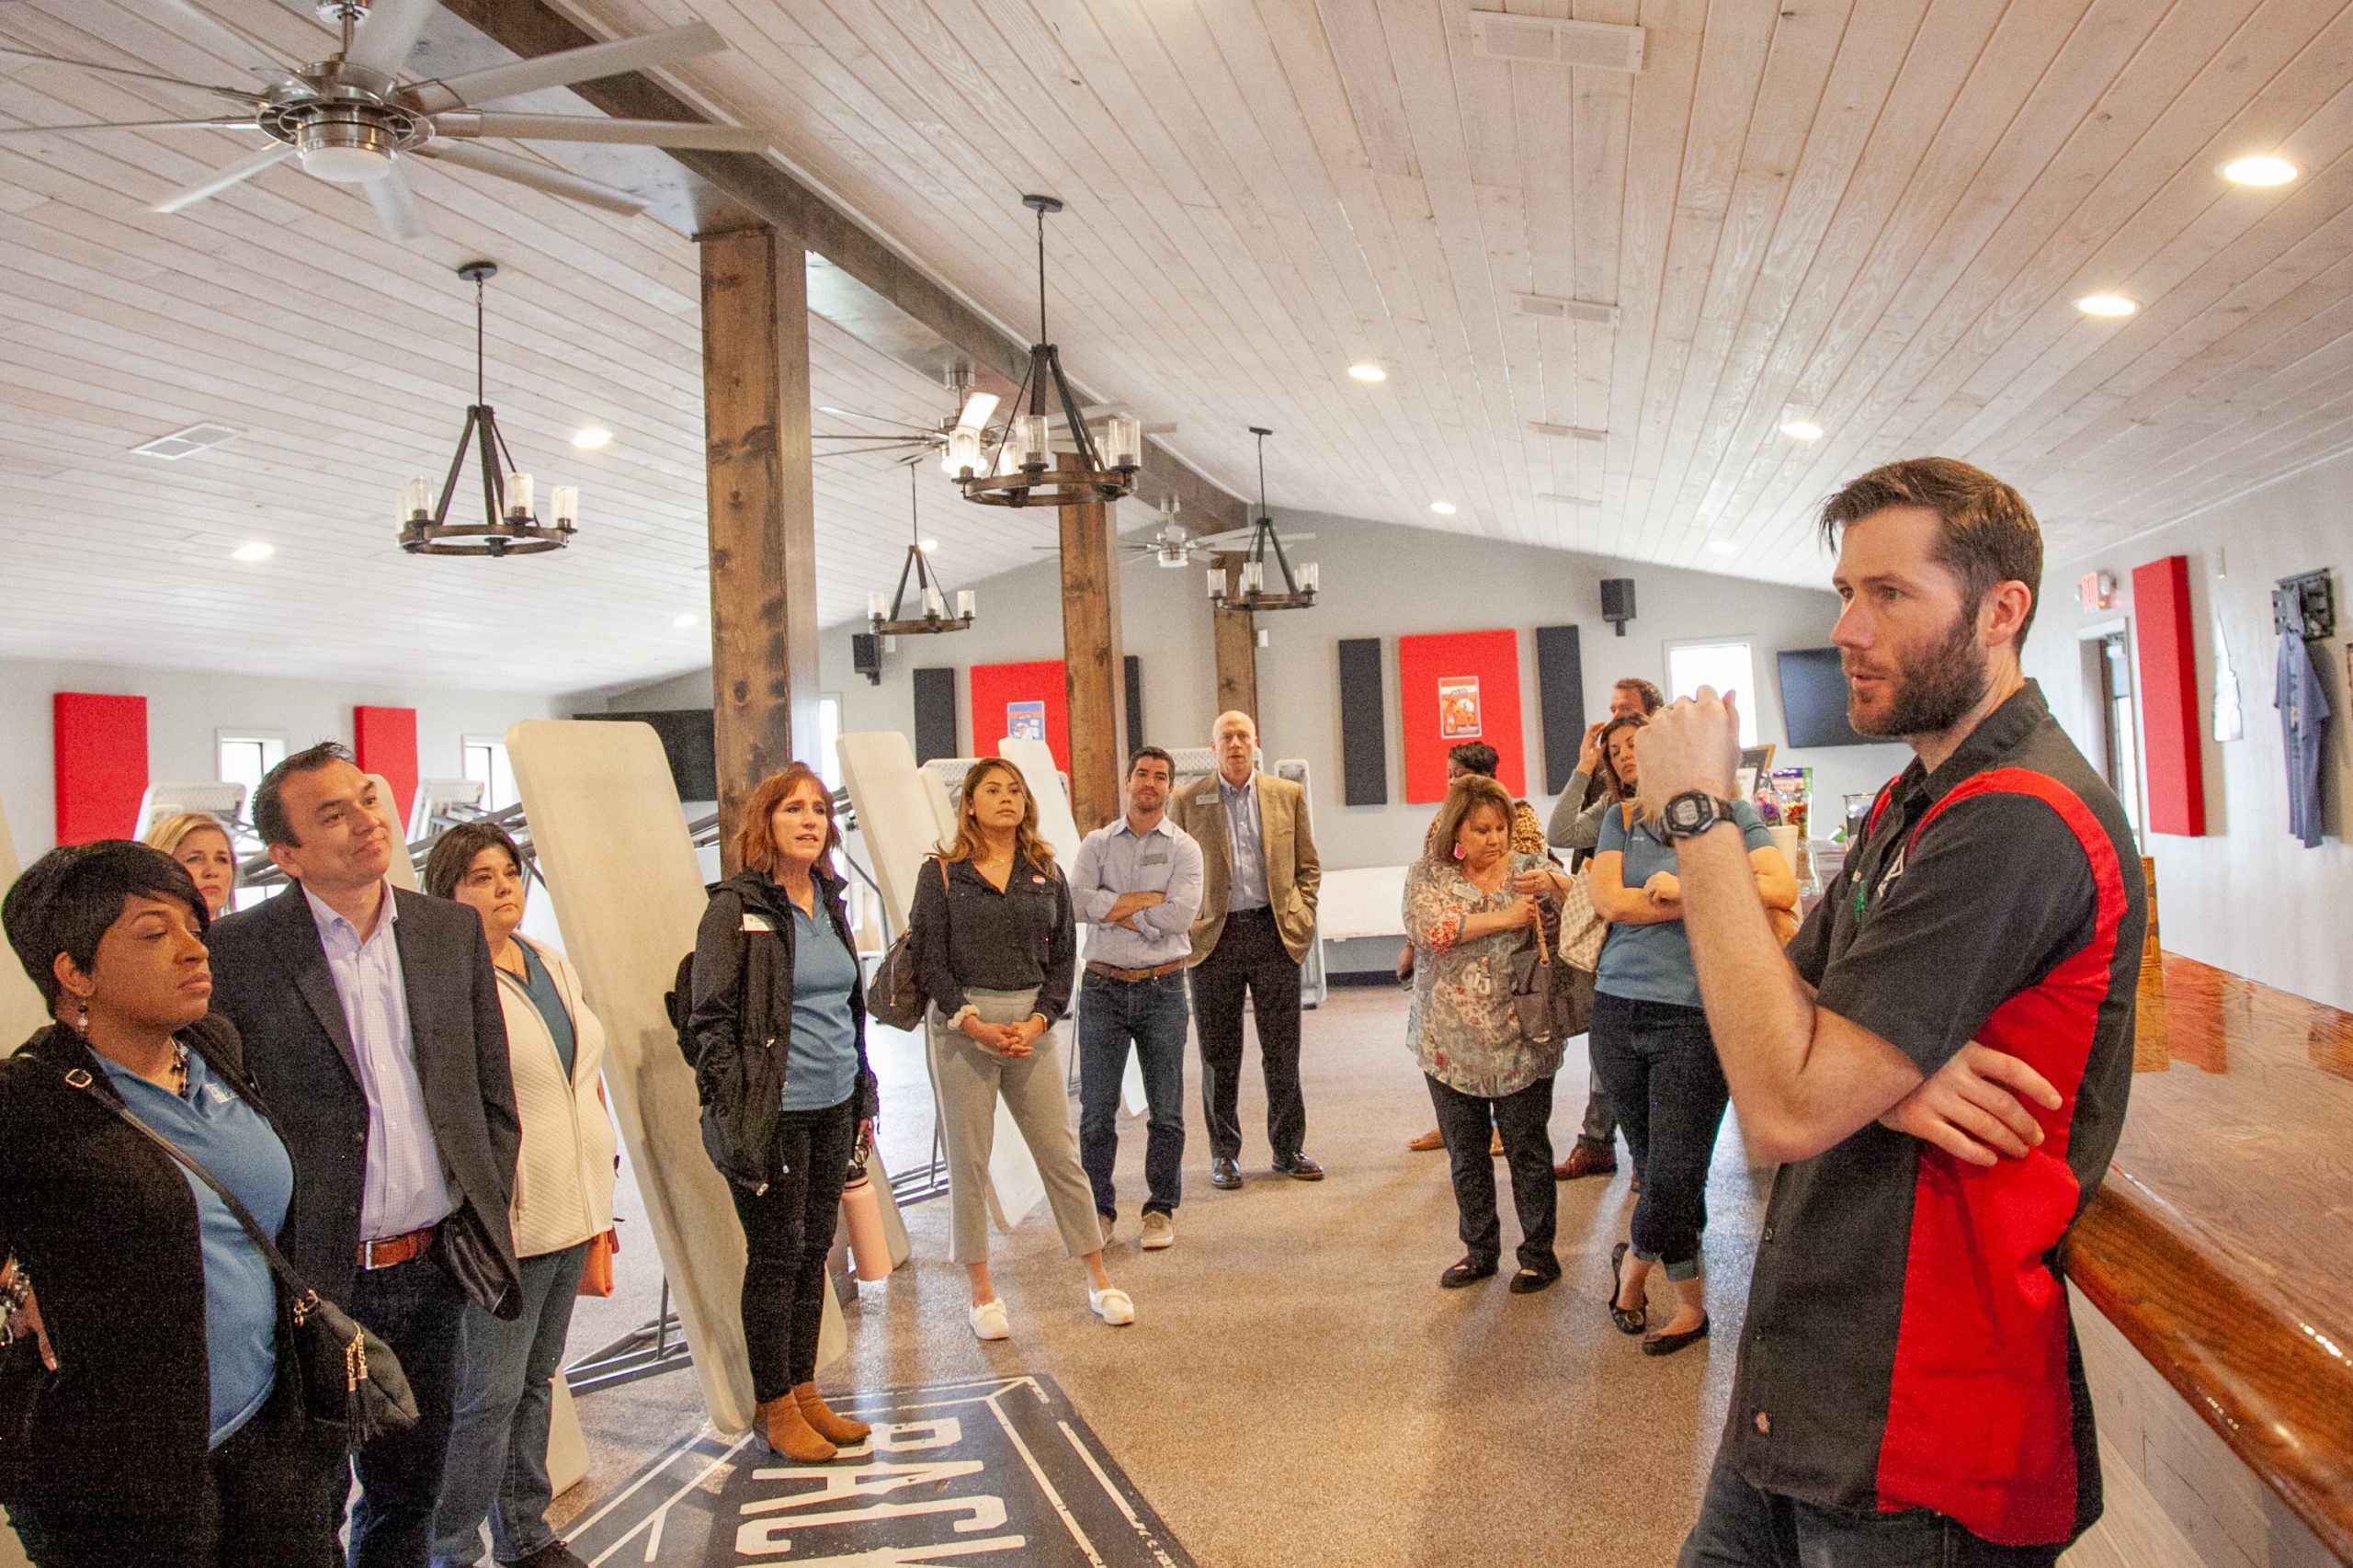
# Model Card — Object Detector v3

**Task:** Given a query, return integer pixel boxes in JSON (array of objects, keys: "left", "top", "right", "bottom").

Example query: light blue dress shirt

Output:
[
  {"left": 304, "top": 884, "right": 455, "bottom": 1240},
  {"left": 1072, "top": 814, "right": 1206, "bottom": 969},
  {"left": 1219, "top": 775, "right": 1270, "bottom": 912},
  {"left": 1594, "top": 801, "right": 1773, "bottom": 1009}
]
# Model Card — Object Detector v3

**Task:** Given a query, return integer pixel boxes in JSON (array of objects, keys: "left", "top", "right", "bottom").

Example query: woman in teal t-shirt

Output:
[{"left": 1587, "top": 714, "right": 1795, "bottom": 1357}]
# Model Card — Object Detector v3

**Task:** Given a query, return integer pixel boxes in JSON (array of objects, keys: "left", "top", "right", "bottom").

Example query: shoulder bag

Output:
[
  {"left": 1555, "top": 863, "right": 1608, "bottom": 972},
  {"left": 64, "top": 1068, "right": 419, "bottom": 1449},
  {"left": 867, "top": 858, "right": 949, "bottom": 1031}
]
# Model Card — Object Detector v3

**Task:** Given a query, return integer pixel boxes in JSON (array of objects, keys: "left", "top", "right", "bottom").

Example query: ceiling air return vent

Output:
[
  {"left": 1470, "top": 12, "right": 1645, "bottom": 73},
  {"left": 131, "top": 423, "right": 241, "bottom": 460},
  {"left": 1516, "top": 293, "right": 1620, "bottom": 327}
]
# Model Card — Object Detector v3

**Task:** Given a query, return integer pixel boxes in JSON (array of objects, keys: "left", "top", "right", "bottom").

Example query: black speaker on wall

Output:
[
  {"left": 912, "top": 667, "right": 958, "bottom": 765},
  {"left": 1336, "top": 637, "right": 1388, "bottom": 805},
  {"left": 1534, "top": 625, "right": 1587, "bottom": 794},
  {"left": 1599, "top": 577, "right": 1636, "bottom": 637},
  {"left": 850, "top": 632, "right": 882, "bottom": 685},
  {"left": 1123, "top": 654, "right": 1144, "bottom": 757}
]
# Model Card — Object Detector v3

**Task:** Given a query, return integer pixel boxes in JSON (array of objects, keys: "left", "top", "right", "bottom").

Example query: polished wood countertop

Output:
[{"left": 2067, "top": 950, "right": 2353, "bottom": 1562}]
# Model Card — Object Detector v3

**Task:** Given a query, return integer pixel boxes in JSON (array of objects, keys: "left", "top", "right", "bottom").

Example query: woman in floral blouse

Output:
[{"left": 1404, "top": 774, "right": 1568, "bottom": 1294}]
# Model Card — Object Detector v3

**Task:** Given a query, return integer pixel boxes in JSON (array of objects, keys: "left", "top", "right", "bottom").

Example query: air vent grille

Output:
[
  {"left": 1470, "top": 12, "right": 1644, "bottom": 74},
  {"left": 1516, "top": 293, "right": 1620, "bottom": 326},
  {"left": 132, "top": 423, "right": 241, "bottom": 460},
  {"left": 1528, "top": 421, "right": 1608, "bottom": 443}
]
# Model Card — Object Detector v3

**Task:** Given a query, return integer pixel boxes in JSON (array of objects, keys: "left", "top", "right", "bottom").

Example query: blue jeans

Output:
[
  {"left": 428, "top": 1242, "right": 589, "bottom": 1567},
  {"left": 1679, "top": 1457, "right": 2064, "bottom": 1567},
  {"left": 1077, "top": 971, "right": 1189, "bottom": 1219}
]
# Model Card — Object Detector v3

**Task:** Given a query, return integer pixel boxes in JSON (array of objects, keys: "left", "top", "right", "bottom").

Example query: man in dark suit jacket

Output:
[{"left": 207, "top": 743, "right": 520, "bottom": 1568}]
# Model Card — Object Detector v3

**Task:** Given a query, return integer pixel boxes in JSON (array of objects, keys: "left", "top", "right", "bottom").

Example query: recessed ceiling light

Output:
[
  {"left": 919, "top": 537, "right": 939, "bottom": 552},
  {"left": 231, "top": 540, "right": 273, "bottom": 562},
  {"left": 1347, "top": 363, "right": 1388, "bottom": 382},
  {"left": 2221, "top": 155, "right": 2298, "bottom": 187},
  {"left": 572, "top": 426, "right": 613, "bottom": 449},
  {"left": 2075, "top": 294, "right": 2138, "bottom": 318},
  {"left": 1779, "top": 405, "right": 1824, "bottom": 441},
  {"left": 673, "top": 613, "right": 697, "bottom": 629},
  {"left": 1707, "top": 540, "right": 1739, "bottom": 556},
  {"left": 1429, "top": 500, "right": 1457, "bottom": 516}
]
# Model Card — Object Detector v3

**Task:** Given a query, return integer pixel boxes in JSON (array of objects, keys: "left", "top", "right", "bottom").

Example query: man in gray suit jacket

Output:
[{"left": 207, "top": 744, "right": 520, "bottom": 1568}]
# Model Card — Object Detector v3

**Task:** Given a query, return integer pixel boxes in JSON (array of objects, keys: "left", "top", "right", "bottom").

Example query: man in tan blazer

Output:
[{"left": 1171, "top": 710, "right": 1323, "bottom": 1187}]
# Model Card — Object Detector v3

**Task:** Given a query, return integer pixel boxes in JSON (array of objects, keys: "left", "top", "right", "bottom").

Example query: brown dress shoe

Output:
[
  {"left": 1553, "top": 1139, "right": 1619, "bottom": 1181},
  {"left": 1407, "top": 1128, "right": 1446, "bottom": 1152},
  {"left": 793, "top": 1382, "right": 871, "bottom": 1445},
  {"left": 760, "top": 1392, "right": 837, "bottom": 1462}
]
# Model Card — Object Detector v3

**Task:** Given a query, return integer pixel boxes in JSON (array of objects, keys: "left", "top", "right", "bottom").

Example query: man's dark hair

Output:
[
  {"left": 423, "top": 822, "right": 524, "bottom": 902},
  {"left": 1818, "top": 457, "right": 2043, "bottom": 650},
  {"left": 1126, "top": 745, "right": 1176, "bottom": 778},
  {"left": 1614, "top": 678, "right": 1665, "bottom": 714},
  {"left": 4, "top": 841, "right": 209, "bottom": 1008},
  {"left": 1446, "top": 742, "right": 1501, "bottom": 778},
  {"left": 253, "top": 741, "right": 357, "bottom": 849}
]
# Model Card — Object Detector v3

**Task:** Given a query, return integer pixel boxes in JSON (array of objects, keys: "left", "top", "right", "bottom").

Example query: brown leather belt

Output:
[
  {"left": 358, "top": 1223, "right": 438, "bottom": 1271},
  {"left": 1086, "top": 960, "right": 1186, "bottom": 983}
]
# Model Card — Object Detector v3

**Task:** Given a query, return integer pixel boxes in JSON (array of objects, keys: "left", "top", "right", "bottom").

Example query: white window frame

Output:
[
  {"left": 460, "top": 734, "right": 519, "bottom": 813},
  {"left": 1662, "top": 638, "right": 1761, "bottom": 746},
  {"left": 214, "top": 730, "right": 287, "bottom": 798}
]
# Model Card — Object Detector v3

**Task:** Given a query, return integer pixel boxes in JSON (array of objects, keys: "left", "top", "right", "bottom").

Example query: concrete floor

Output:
[{"left": 552, "top": 983, "right": 1777, "bottom": 1566}]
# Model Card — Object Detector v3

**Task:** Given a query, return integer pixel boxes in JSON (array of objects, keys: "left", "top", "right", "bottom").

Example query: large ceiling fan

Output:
[{"left": 0, "top": 0, "right": 767, "bottom": 241}]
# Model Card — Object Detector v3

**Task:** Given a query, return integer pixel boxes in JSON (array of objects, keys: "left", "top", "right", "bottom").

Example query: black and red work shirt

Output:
[{"left": 1720, "top": 680, "right": 2145, "bottom": 1547}]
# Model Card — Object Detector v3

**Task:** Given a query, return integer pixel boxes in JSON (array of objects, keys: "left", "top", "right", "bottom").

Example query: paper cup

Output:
[{"left": 1767, "top": 824, "right": 1801, "bottom": 869}]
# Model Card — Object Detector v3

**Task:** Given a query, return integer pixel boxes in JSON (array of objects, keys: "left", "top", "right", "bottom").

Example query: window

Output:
[
  {"left": 817, "top": 696, "right": 845, "bottom": 791},
  {"left": 1665, "top": 641, "right": 1760, "bottom": 745},
  {"left": 216, "top": 732, "right": 286, "bottom": 804},
  {"left": 461, "top": 737, "right": 519, "bottom": 813}
]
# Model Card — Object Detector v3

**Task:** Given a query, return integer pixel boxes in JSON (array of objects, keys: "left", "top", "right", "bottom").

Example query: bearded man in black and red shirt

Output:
[{"left": 1638, "top": 458, "right": 2145, "bottom": 1567}]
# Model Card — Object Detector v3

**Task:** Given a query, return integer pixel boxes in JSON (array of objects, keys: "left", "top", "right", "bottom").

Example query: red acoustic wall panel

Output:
[
  {"left": 2131, "top": 554, "right": 2206, "bottom": 837},
  {"left": 1397, "top": 630, "right": 1525, "bottom": 804},
  {"left": 353, "top": 706, "right": 420, "bottom": 831},
  {"left": 53, "top": 691, "right": 149, "bottom": 844},
  {"left": 967, "top": 661, "right": 1071, "bottom": 772}
]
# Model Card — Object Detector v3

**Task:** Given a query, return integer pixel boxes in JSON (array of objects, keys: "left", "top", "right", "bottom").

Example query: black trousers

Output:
[
  {"left": 1188, "top": 907, "right": 1306, "bottom": 1163},
  {"left": 727, "top": 1096, "right": 858, "bottom": 1403},
  {"left": 1589, "top": 990, "right": 1731, "bottom": 1278},
  {"left": 346, "top": 1248, "right": 469, "bottom": 1568},
  {"left": 1426, "top": 1073, "right": 1558, "bottom": 1270},
  {"left": 6, "top": 1378, "right": 344, "bottom": 1568}
]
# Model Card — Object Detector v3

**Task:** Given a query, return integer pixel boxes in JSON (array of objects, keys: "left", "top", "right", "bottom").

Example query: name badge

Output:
[
  {"left": 741, "top": 914, "right": 774, "bottom": 933},
  {"left": 1139, "top": 849, "right": 1169, "bottom": 867}
]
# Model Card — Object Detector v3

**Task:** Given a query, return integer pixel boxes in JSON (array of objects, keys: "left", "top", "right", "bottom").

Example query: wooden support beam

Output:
[
  {"left": 1211, "top": 552, "right": 1259, "bottom": 725},
  {"left": 1060, "top": 472, "right": 1124, "bottom": 833},
  {"left": 699, "top": 225, "right": 819, "bottom": 870}
]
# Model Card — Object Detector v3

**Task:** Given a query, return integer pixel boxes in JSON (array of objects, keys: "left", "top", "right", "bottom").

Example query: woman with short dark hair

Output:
[
  {"left": 686, "top": 764, "right": 880, "bottom": 1464},
  {"left": 0, "top": 842, "right": 338, "bottom": 1567}
]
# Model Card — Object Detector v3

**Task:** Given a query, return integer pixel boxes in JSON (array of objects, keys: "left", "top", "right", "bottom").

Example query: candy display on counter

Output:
[{"left": 1755, "top": 767, "right": 1813, "bottom": 838}]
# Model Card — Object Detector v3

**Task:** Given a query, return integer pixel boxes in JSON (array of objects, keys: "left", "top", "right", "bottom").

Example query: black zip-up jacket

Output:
[{"left": 686, "top": 867, "right": 880, "bottom": 1191}]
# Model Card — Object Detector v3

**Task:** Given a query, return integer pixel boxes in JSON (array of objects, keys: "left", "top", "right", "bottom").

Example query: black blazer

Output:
[
  {"left": 206, "top": 883, "right": 521, "bottom": 1309},
  {"left": 0, "top": 1017, "right": 304, "bottom": 1513}
]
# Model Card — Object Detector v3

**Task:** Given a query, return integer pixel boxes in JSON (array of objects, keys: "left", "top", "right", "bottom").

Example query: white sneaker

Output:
[
  {"left": 1140, "top": 1211, "right": 1174, "bottom": 1250},
  {"left": 1087, "top": 1285, "right": 1135, "bottom": 1326},
  {"left": 968, "top": 1299, "right": 1009, "bottom": 1341}
]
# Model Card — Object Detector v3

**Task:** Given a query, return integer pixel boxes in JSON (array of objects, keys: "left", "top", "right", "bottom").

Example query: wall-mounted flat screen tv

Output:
[
  {"left": 1777, "top": 648, "right": 1871, "bottom": 749},
  {"left": 574, "top": 709, "right": 719, "bottom": 801}
]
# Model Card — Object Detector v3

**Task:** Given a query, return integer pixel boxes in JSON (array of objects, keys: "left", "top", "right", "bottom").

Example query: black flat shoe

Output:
[
  {"left": 1440, "top": 1256, "right": 1498, "bottom": 1290},
  {"left": 1643, "top": 1314, "right": 1711, "bottom": 1357},
  {"left": 1508, "top": 1262, "right": 1561, "bottom": 1295},
  {"left": 1607, "top": 1242, "right": 1646, "bottom": 1335}
]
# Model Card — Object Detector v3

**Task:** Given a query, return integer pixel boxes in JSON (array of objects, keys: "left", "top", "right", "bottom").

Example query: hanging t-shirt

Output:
[{"left": 2275, "top": 631, "right": 2330, "bottom": 849}]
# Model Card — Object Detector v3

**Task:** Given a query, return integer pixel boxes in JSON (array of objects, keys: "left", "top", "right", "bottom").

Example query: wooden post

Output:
[
  {"left": 1059, "top": 469, "right": 1123, "bottom": 833},
  {"left": 698, "top": 225, "right": 820, "bottom": 871},
  {"left": 1211, "top": 551, "right": 1259, "bottom": 723}
]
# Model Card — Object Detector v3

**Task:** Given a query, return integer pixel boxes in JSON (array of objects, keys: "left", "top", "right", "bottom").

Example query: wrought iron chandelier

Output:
[
  {"left": 951, "top": 195, "right": 1142, "bottom": 508},
  {"left": 398, "top": 261, "right": 575, "bottom": 557},
  {"left": 1208, "top": 426, "right": 1319, "bottom": 612},
  {"left": 870, "top": 464, "right": 975, "bottom": 635}
]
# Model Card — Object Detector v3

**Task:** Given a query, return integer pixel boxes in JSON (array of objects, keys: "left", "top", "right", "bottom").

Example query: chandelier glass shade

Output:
[
  {"left": 398, "top": 261, "right": 575, "bottom": 557},
  {"left": 1207, "top": 426, "right": 1318, "bottom": 612},
  {"left": 871, "top": 465, "right": 975, "bottom": 635}
]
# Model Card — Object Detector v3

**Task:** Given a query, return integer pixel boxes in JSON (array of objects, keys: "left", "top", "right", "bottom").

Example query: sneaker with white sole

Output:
[
  {"left": 1087, "top": 1285, "right": 1135, "bottom": 1325},
  {"left": 968, "top": 1299, "right": 1010, "bottom": 1341},
  {"left": 1140, "top": 1211, "right": 1174, "bottom": 1250}
]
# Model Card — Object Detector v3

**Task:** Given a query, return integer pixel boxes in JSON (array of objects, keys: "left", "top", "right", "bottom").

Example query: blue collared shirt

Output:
[
  {"left": 1072, "top": 814, "right": 1206, "bottom": 969},
  {"left": 1219, "top": 775, "right": 1270, "bottom": 912},
  {"left": 303, "top": 884, "right": 455, "bottom": 1240}
]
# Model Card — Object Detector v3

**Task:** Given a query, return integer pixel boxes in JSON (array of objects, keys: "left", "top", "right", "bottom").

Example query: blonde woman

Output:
[
  {"left": 910, "top": 758, "right": 1131, "bottom": 1339},
  {"left": 142, "top": 812, "right": 238, "bottom": 918}
]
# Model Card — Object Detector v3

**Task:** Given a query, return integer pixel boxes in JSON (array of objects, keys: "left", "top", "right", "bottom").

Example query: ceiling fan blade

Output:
[
  {"left": 343, "top": 0, "right": 438, "bottom": 78},
  {"left": 363, "top": 166, "right": 428, "bottom": 242},
  {"left": 817, "top": 407, "right": 937, "bottom": 433},
  {"left": 434, "top": 110, "right": 767, "bottom": 151},
  {"left": 0, "top": 45, "right": 262, "bottom": 101},
  {"left": 133, "top": 0, "right": 284, "bottom": 77},
  {"left": 0, "top": 118, "right": 262, "bottom": 136},
  {"left": 406, "top": 21, "right": 725, "bottom": 112},
  {"left": 153, "top": 140, "right": 293, "bottom": 212},
  {"left": 412, "top": 142, "right": 644, "bottom": 214}
]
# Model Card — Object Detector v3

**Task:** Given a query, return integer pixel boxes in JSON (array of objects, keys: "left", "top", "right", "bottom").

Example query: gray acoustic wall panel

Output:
[
  {"left": 912, "top": 666, "right": 958, "bottom": 764},
  {"left": 1336, "top": 637, "right": 1387, "bottom": 805},
  {"left": 1535, "top": 623, "right": 1586, "bottom": 794}
]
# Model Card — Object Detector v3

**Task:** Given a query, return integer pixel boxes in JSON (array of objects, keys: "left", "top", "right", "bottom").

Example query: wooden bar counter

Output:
[{"left": 2066, "top": 951, "right": 2353, "bottom": 1562}]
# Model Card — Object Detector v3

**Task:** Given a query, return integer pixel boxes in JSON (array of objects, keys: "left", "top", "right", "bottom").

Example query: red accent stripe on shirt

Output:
[{"left": 1871, "top": 767, "right": 2127, "bottom": 1545}]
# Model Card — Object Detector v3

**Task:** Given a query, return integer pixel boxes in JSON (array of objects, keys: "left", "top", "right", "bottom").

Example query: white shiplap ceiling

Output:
[{"left": 6, "top": 0, "right": 2353, "bottom": 692}]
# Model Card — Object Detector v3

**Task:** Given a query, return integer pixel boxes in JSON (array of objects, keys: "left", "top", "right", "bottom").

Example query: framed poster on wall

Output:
[
  {"left": 968, "top": 661, "right": 1070, "bottom": 771},
  {"left": 1398, "top": 630, "right": 1525, "bottom": 803}
]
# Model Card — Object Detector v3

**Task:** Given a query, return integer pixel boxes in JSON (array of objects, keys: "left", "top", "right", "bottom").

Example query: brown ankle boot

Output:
[
  {"left": 793, "top": 1382, "right": 871, "bottom": 1444},
  {"left": 759, "top": 1392, "right": 837, "bottom": 1461}
]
